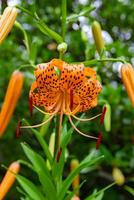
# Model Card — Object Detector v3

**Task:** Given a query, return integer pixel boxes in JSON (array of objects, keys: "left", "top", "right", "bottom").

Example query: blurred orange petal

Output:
[
  {"left": 0, "top": 162, "right": 20, "bottom": 200},
  {"left": 0, "top": 70, "right": 24, "bottom": 136},
  {"left": 0, "top": 6, "right": 18, "bottom": 44},
  {"left": 121, "top": 63, "right": 134, "bottom": 107}
]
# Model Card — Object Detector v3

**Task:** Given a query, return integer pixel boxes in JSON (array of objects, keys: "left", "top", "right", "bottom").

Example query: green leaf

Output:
[
  {"left": 16, "top": 175, "right": 45, "bottom": 200},
  {"left": 58, "top": 151, "right": 103, "bottom": 200},
  {"left": 85, "top": 182, "right": 116, "bottom": 200},
  {"left": 124, "top": 185, "right": 134, "bottom": 196},
  {"left": 67, "top": 6, "right": 95, "bottom": 23},
  {"left": 52, "top": 124, "right": 70, "bottom": 188},
  {"left": 100, "top": 145, "right": 113, "bottom": 163},
  {"left": 16, "top": 5, "right": 63, "bottom": 43},
  {"left": 95, "top": 192, "right": 104, "bottom": 200},
  {"left": 64, "top": 180, "right": 86, "bottom": 200},
  {"left": 21, "top": 143, "right": 57, "bottom": 200},
  {"left": 17, "top": 160, "right": 35, "bottom": 171},
  {"left": 37, "top": 20, "right": 63, "bottom": 43},
  {"left": 16, "top": 5, "right": 35, "bottom": 18},
  {"left": 22, "top": 119, "right": 53, "bottom": 165}
]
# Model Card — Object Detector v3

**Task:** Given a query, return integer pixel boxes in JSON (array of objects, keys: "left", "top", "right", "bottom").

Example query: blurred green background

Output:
[{"left": 0, "top": 0, "right": 134, "bottom": 199}]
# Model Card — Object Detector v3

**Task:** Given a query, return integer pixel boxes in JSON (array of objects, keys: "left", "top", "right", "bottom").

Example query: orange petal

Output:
[{"left": 84, "top": 67, "right": 96, "bottom": 77}]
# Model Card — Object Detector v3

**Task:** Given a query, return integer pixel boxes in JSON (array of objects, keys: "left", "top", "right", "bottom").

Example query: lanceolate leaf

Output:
[
  {"left": 21, "top": 143, "right": 57, "bottom": 200},
  {"left": 16, "top": 175, "right": 45, "bottom": 200},
  {"left": 22, "top": 119, "right": 53, "bottom": 165},
  {"left": 85, "top": 182, "right": 115, "bottom": 200},
  {"left": 58, "top": 152, "right": 103, "bottom": 200}
]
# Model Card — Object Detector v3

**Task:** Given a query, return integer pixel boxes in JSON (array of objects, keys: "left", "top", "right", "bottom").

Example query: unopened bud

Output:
[
  {"left": 0, "top": 70, "right": 24, "bottom": 136},
  {"left": 0, "top": 162, "right": 20, "bottom": 199},
  {"left": 112, "top": 167, "right": 125, "bottom": 186},
  {"left": 121, "top": 63, "right": 134, "bottom": 107},
  {"left": 70, "top": 159, "right": 80, "bottom": 195},
  {"left": 0, "top": 7, "right": 18, "bottom": 44},
  {"left": 92, "top": 21, "right": 104, "bottom": 55},
  {"left": 57, "top": 42, "right": 67, "bottom": 54},
  {"left": 104, "top": 103, "right": 111, "bottom": 132}
]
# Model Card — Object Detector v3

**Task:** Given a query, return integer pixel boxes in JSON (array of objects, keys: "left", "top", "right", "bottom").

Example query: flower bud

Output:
[
  {"left": 92, "top": 21, "right": 104, "bottom": 54},
  {"left": 0, "top": 162, "right": 20, "bottom": 200},
  {"left": 57, "top": 42, "right": 68, "bottom": 54},
  {"left": 71, "top": 195, "right": 80, "bottom": 200},
  {"left": 70, "top": 159, "right": 80, "bottom": 195},
  {"left": 0, "top": 7, "right": 18, "bottom": 44},
  {"left": 0, "top": 71, "right": 24, "bottom": 136},
  {"left": 112, "top": 167, "right": 125, "bottom": 186},
  {"left": 104, "top": 103, "right": 111, "bottom": 132},
  {"left": 121, "top": 64, "right": 134, "bottom": 107}
]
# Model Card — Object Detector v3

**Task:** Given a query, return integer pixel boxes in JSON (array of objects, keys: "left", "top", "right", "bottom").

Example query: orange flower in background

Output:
[
  {"left": 121, "top": 63, "right": 134, "bottom": 107},
  {"left": 0, "top": 71, "right": 24, "bottom": 136},
  {"left": 21, "top": 59, "right": 102, "bottom": 146},
  {"left": 0, "top": 162, "right": 20, "bottom": 200},
  {"left": 0, "top": 7, "right": 18, "bottom": 44}
]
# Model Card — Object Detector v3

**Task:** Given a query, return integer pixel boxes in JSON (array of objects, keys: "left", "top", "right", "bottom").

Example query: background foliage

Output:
[{"left": 0, "top": 0, "right": 134, "bottom": 199}]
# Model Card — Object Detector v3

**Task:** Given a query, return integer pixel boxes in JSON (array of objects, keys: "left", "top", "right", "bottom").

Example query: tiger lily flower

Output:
[
  {"left": 0, "top": 6, "right": 18, "bottom": 44},
  {"left": 121, "top": 63, "right": 134, "bottom": 107},
  {"left": 0, "top": 162, "right": 20, "bottom": 200},
  {"left": 0, "top": 71, "right": 24, "bottom": 136},
  {"left": 21, "top": 59, "right": 102, "bottom": 147}
]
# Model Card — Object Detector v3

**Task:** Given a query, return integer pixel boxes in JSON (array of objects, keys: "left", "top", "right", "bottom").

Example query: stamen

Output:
[
  {"left": 65, "top": 103, "right": 80, "bottom": 115},
  {"left": 100, "top": 106, "right": 107, "bottom": 125},
  {"left": 20, "top": 115, "right": 54, "bottom": 129},
  {"left": 68, "top": 116, "right": 98, "bottom": 140},
  {"left": 16, "top": 121, "right": 22, "bottom": 138},
  {"left": 72, "top": 113, "right": 101, "bottom": 122},
  {"left": 34, "top": 97, "right": 62, "bottom": 116},
  {"left": 29, "top": 96, "right": 33, "bottom": 118},
  {"left": 96, "top": 132, "right": 103, "bottom": 149},
  {"left": 34, "top": 105, "right": 52, "bottom": 115}
]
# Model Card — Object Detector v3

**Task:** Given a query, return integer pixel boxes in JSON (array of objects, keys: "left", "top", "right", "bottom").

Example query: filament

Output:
[
  {"left": 72, "top": 113, "right": 101, "bottom": 122},
  {"left": 34, "top": 105, "right": 52, "bottom": 115},
  {"left": 68, "top": 116, "right": 98, "bottom": 140},
  {"left": 20, "top": 115, "right": 54, "bottom": 129}
]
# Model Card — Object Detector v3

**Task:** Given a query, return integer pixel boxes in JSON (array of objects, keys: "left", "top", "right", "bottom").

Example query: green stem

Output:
[
  {"left": 59, "top": 51, "right": 63, "bottom": 59},
  {"left": 83, "top": 58, "right": 126, "bottom": 66},
  {"left": 18, "top": 64, "right": 36, "bottom": 71},
  {"left": 61, "top": 0, "right": 67, "bottom": 40},
  {"left": 14, "top": 21, "right": 30, "bottom": 55},
  {"left": 16, "top": 5, "right": 63, "bottom": 44},
  {"left": 72, "top": 57, "right": 126, "bottom": 66},
  {"left": 54, "top": 114, "right": 60, "bottom": 157}
]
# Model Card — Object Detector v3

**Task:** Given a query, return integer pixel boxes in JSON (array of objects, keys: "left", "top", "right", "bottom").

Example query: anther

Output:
[
  {"left": 100, "top": 106, "right": 107, "bottom": 125},
  {"left": 96, "top": 132, "right": 103, "bottom": 149},
  {"left": 16, "top": 121, "right": 22, "bottom": 138}
]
